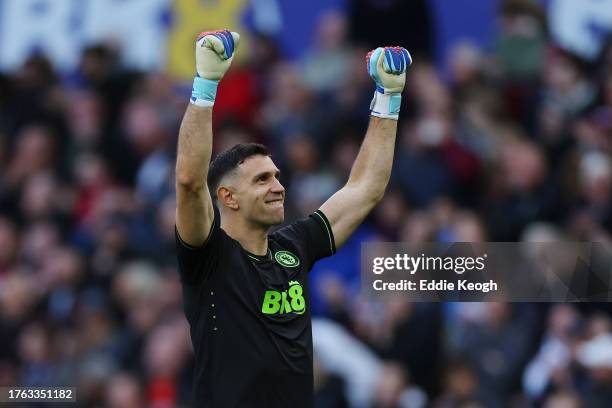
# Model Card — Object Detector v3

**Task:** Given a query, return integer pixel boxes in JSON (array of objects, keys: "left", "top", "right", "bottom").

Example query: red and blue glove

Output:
[
  {"left": 367, "top": 46, "right": 412, "bottom": 120},
  {"left": 191, "top": 30, "right": 240, "bottom": 107}
]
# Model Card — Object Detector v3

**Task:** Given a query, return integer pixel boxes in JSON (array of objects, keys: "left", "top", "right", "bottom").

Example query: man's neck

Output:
[{"left": 221, "top": 216, "right": 269, "bottom": 256}]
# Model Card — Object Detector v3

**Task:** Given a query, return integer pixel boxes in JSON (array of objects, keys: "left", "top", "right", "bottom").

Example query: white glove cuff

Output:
[
  {"left": 370, "top": 91, "right": 401, "bottom": 120},
  {"left": 190, "top": 76, "right": 218, "bottom": 107}
]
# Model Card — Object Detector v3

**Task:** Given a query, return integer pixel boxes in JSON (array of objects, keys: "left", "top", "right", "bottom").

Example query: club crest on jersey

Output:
[
  {"left": 274, "top": 250, "right": 300, "bottom": 268},
  {"left": 261, "top": 281, "right": 306, "bottom": 315}
]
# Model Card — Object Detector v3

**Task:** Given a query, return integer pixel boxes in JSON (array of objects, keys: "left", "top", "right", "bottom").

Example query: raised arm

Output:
[
  {"left": 319, "top": 47, "right": 411, "bottom": 248},
  {"left": 175, "top": 30, "right": 239, "bottom": 246}
]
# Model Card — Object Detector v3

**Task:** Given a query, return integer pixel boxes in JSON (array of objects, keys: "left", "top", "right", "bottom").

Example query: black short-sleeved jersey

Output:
[{"left": 175, "top": 208, "right": 336, "bottom": 407}]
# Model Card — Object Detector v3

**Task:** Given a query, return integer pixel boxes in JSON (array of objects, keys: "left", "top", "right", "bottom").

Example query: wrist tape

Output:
[
  {"left": 190, "top": 76, "right": 219, "bottom": 107},
  {"left": 370, "top": 91, "right": 401, "bottom": 120}
]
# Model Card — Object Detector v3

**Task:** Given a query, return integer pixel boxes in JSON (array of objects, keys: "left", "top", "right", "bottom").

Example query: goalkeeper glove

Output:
[
  {"left": 367, "top": 46, "right": 412, "bottom": 120},
  {"left": 191, "top": 30, "right": 240, "bottom": 107}
]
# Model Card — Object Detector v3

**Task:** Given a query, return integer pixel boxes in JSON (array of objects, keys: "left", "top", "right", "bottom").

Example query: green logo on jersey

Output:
[
  {"left": 274, "top": 250, "right": 300, "bottom": 268},
  {"left": 261, "top": 280, "right": 306, "bottom": 315}
]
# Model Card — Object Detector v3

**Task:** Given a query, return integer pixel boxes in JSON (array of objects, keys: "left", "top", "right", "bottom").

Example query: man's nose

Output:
[{"left": 271, "top": 177, "right": 285, "bottom": 194}]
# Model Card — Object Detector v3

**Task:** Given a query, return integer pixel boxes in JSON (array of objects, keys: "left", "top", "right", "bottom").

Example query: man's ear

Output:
[{"left": 218, "top": 186, "right": 239, "bottom": 210}]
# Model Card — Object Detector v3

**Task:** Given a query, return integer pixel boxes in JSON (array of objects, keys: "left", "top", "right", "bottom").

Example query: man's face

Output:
[{"left": 230, "top": 155, "right": 285, "bottom": 227}]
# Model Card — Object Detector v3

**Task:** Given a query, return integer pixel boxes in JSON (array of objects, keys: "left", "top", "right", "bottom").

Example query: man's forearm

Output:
[
  {"left": 343, "top": 46, "right": 409, "bottom": 202},
  {"left": 175, "top": 31, "right": 238, "bottom": 246},
  {"left": 346, "top": 116, "right": 398, "bottom": 202},
  {"left": 316, "top": 46, "right": 409, "bottom": 249},
  {"left": 175, "top": 105, "right": 213, "bottom": 189}
]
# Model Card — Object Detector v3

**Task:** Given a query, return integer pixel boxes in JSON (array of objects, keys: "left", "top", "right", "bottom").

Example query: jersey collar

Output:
[{"left": 245, "top": 248, "right": 273, "bottom": 263}]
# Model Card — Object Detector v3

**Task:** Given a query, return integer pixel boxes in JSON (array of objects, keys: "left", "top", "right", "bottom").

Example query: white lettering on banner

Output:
[
  {"left": 0, "top": 0, "right": 170, "bottom": 72},
  {"left": 81, "top": 0, "right": 170, "bottom": 70},
  {"left": 549, "top": 0, "right": 612, "bottom": 60},
  {"left": 0, "top": 0, "right": 77, "bottom": 71}
]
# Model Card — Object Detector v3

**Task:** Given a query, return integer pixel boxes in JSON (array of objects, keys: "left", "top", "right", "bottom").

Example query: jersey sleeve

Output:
[
  {"left": 274, "top": 209, "right": 336, "bottom": 270},
  {"left": 175, "top": 206, "right": 224, "bottom": 286}
]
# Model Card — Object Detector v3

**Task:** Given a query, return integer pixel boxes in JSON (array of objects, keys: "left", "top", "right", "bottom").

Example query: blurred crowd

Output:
[{"left": 1, "top": 0, "right": 612, "bottom": 406}]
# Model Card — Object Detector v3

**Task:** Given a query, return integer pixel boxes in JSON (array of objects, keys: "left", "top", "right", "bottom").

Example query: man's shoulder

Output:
[
  {"left": 270, "top": 211, "right": 332, "bottom": 248},
  {"left": 175, "top": 221, "right": 236, "bottom": 257},
  {"left": 269, "top": 216, "right": 308, "bottom": 241}
]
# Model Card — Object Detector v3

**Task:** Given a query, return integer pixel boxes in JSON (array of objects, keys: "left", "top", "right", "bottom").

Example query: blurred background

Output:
[{"left": 1, "top": 0, "right": 612, "bottom": 406}]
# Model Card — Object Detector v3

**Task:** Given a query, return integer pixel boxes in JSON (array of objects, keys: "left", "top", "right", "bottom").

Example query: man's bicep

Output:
[
  {"left": 318, "top": 185, "right": 372, "bottom": 249},
  {"left": 175, "top": 183, "right": 215, "bottom": 247}
]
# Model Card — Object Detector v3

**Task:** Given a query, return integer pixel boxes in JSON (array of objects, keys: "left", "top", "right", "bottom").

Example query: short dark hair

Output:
[{"left": 208, "top": 143, "right": 271, "bottom": 193}]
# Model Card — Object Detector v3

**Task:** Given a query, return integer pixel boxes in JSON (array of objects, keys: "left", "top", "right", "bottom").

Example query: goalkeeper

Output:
[{"left": 174, "top": 29, "right": 411, "bottom": 407}]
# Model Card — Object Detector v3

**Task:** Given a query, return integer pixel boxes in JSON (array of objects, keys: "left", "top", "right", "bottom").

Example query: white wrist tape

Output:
[
  {"left": 190, "top": 76, "right": 219, "bottom": 107},
  {"left": 370, "top": 91, "right": 401, "bottom": 120}
]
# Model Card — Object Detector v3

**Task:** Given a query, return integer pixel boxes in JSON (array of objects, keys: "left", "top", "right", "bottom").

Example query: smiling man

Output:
[{"left": 175, "top": 30, "right": 411, "bottom": 407}]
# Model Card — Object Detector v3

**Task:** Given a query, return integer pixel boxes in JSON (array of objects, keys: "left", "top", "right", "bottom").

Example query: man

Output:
[{"left": 175, "top": 29, "right": 411, "bottom": 407}]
